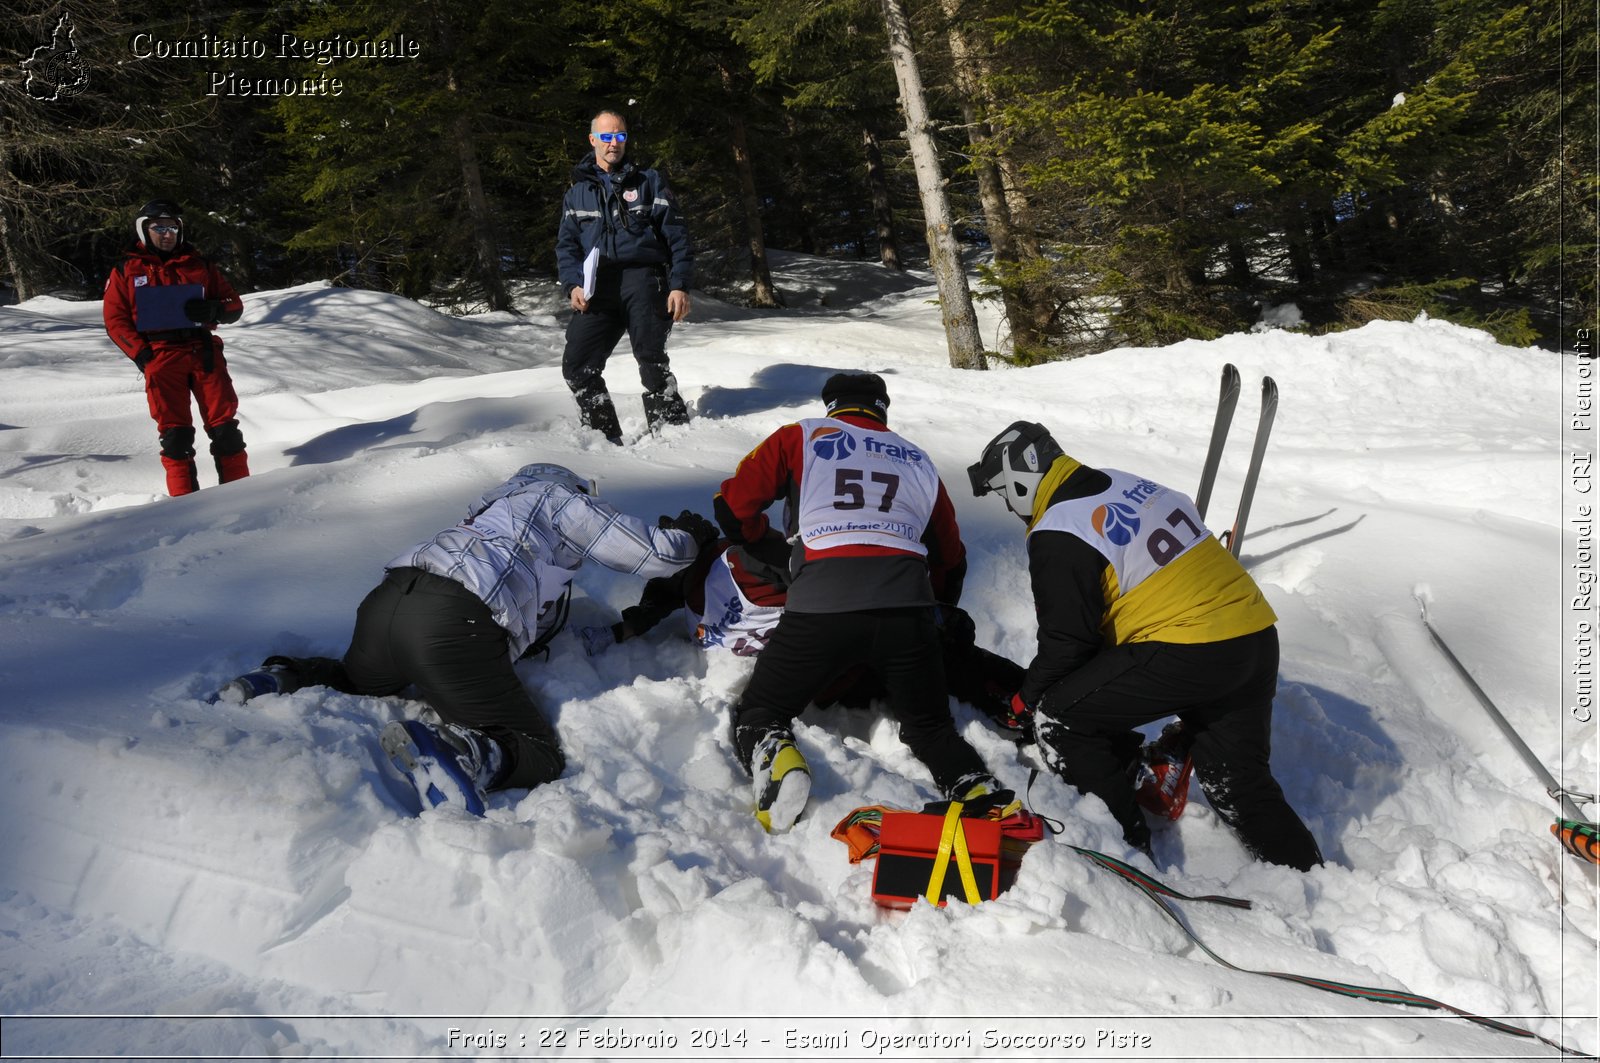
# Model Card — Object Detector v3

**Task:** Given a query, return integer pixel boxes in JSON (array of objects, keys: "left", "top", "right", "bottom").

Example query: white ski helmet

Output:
[
  {"left": 516, "top": 463, "right": 596, "bottom": 496},
  {"left": 968, "top": 421, "right": 1065, "bottom": 520},
  {"left": 135, "top": 198, "right": 183, "bottom": 247}
]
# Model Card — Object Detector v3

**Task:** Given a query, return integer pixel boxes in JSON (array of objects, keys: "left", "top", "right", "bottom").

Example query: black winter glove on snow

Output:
[
  {"left": 659, "top": 509, "right": 719, "bottom": 551},
  {"left": 934, "top": 603, "right": 977, "bottom": 648},
  {"left": 133, "top": 347, "right": 155, "bottom": 374},
  {"left": 184, "top": 298, "right": 222, "bottom": 324}
]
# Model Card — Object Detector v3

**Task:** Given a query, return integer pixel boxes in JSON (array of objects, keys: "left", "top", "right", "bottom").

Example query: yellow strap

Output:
[
  {"left": 951, "top": 818, "right": 982, "bottom": 904},
  {"left": 924, "top": 803, "right": 962, "bottom": 902},
  {"left": 925, "top": 802, "right": 981, "bottom": 905}
]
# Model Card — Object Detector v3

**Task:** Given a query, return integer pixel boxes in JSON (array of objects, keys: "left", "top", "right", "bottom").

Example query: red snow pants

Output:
[{"left": 143, "top": 341, "right": 249, "bottom": 496}]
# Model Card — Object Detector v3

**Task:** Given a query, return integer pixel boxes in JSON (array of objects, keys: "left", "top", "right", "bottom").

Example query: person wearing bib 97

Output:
[
  {"left": 968, "top": 421, "right": 1322, "bottom": 871},
  {"left": 714, "top": 373, "right": 1010, "bottom": 833}
]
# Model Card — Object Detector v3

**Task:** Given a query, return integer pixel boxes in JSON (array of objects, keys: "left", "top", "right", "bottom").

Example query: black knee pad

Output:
[
  {"left": 159, "top": 426, "right": 196, "bottom": 460},
  {"left": 206, "top": 419, "right": 246, "bottom": 456}
]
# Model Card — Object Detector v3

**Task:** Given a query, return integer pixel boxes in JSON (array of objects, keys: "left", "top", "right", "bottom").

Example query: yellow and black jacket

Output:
[{"left": 1018, "top": 456, "right": 1276, "bottom": 706}]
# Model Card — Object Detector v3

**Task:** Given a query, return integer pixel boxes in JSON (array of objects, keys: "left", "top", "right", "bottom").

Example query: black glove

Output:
[
  {"left": 934, "top": 603, "right": 977, "bottom": 648},
  {"left": 184, "top": 298, "right": 222, "bottom": 324},
  {"left": 659, "top": 509, "right": 718, "bottom": 551},
  {"left": 133, "top": 347, "right": 155, "bottom": 374},
  {"left": 960, "top": 788, "right": 1019, "bottom": 820},
  {"left": 920, "top": 788, "right": 1018, "bottom": 820}
]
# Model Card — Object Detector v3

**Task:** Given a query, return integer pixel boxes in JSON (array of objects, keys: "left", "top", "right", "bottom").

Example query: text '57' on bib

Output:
[{"left": 795, "top": 418, "right": 940, "bottom": 555}]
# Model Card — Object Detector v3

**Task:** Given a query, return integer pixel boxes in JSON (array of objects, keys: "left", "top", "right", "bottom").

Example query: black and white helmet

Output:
[
  {"left": 134, "top": 198, "right": 183, "bottom": 247},
  {"left": 968, "top": 421, "right": 1064, "bottom": 520},
  {"left": 516, "top": 463, "right": 596, "bottom": 496}
]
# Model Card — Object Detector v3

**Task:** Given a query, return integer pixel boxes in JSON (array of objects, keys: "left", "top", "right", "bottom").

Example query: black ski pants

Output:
[
  {"left": 731, "top": 607, "right": 993, "bottom": 798},
  {"left": 562, "top": 264, "right": 687, "bottom": 437},
  {"left": 1032, "top": 626, "right": 1322, "bottom": 870},
  {"left": 322, "top": 568, "right": 565, "bottom": 790}
]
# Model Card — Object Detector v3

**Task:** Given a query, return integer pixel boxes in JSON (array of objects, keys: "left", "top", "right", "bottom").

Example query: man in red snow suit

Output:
[{"left": 103, "top": 199, "right": 249, "bottom": 496}]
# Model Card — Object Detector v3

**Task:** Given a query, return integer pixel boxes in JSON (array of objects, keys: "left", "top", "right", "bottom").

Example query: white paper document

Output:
[{"left": 581, "top": 246, "right": 600, "bottom": 299}]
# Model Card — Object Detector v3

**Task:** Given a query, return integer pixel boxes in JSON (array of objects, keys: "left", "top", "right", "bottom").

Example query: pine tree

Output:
[
  {"left": 1, "top": 3, "right": 200, "bottom": 299},
  {"left": 272, "top": 0, "right": 569, "bottom": 309},
  {"left": 739, "top": 0, "right": 913, "bottom": 269},
  {"left": 990, "top": 0, "right": 1343, "bottom": 349}
]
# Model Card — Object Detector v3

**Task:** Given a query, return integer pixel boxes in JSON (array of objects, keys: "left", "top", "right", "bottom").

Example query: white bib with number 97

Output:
[{"left": 1029, "top": 469, "right": 1211, "bottom": 594}]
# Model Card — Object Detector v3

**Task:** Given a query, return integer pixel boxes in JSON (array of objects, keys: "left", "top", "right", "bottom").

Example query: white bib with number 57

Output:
[{"left": 794, "top": 417, "right": 940, "bottom": 555}]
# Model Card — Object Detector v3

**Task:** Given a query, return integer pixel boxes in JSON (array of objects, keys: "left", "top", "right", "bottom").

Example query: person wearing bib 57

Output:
[
  {"left": 968, "top": 421, "right": 1322, "bottom": 870},
  {"left": 715, "top": 373, "right": 1011, "bottom": 833}
]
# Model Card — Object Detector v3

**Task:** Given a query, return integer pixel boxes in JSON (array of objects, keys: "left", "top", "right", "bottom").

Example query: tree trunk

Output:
[
  {"left": 0, "top": 142, "right": 37, "bottom": 303},
  {"left": 938, "top": 0, "right": 1042, "bottom": 256},
  {"left": 860, "top": 125, "right": 902, "bottom": 270},
  {"left": 452, "top": 114, "right": 510, "bottom": 312},
  {"left": 0, "top": 204, "right": 32, "bottom": 303},
  {"left": 938, "top": 0, "right": 1044, "bottom": 357},
  {"left": 995, "top": 152, "right": 1042, "bottom": 259},
  {"left": 1226, "top": 238, "right": 1252, "bottom": 288},
  {"left": 784, "top": 114, "right": 822, "bottom": 256},
  {"left": 446, "top": 68, "right": 510, "bottom": 313},
  {"left": 878, "top": 0, "right": 986, "bottom": 370},
  {"left": 721, "top": 65, "right": 782, "bottom": 308}
]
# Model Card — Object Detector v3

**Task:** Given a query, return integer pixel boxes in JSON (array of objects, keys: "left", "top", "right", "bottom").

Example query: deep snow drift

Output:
[{"left": 0, "top": 253, "right": 1594, "bottom": 1060}]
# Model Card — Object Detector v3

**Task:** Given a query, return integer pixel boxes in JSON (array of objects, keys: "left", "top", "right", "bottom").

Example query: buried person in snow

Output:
[
  {"left": 968, "top": 420, "right": 1323, "bottom": 870},
  {"left": 578, "top": 531, "right": 1026, "bottom": 734},
  {"left": 216, "top": 463, "right": 714, "bottom": 815},
  {"left": 711, "top": 372, "right": 1014, "bottom": 834}
]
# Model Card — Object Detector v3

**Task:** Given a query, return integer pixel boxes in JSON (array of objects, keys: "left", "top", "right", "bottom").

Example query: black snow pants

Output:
[
  {"left": 562, "top": 264, "right": 688, "bottom": 440},
  {"left": 731, "top": 607, "right": 993, "bottom": 799},
  {"left": 305, "top": 567, "right": 565, "bottom": 790},
  {"left": 1032, "top": 625, "right": 1322, "bottom": 870}
]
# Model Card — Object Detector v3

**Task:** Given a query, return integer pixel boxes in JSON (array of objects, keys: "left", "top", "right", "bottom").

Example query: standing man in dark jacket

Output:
[
  {"left": 103, "top": 199, "right": 249, "bottom": 496},
  {"left": 968, "top": 421, "right": 1322, "bottom": 870},
  {"left": 714, "top": 373, "right": 1011, "bottom": 833},
  {"left": 555, "top": 109, "right": 694, "bottom": 443}
]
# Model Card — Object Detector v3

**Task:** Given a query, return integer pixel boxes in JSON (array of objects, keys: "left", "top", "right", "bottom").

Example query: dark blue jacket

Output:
[{"left": 555, "top": 154, "right": 694, "bottom": 295}]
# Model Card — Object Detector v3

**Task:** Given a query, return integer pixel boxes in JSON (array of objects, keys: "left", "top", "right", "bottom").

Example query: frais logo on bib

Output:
[
  {"left": 808, "top": 426, "right": 856, "bottom": 460},
  {"left": 1092, "top": 501, "right": 1141, "bottom": 545}
]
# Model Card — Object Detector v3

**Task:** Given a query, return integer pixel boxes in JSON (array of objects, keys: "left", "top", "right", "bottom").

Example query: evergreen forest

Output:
[{"left": 3, "top": 0, "right": 1593, "bottom": 358}]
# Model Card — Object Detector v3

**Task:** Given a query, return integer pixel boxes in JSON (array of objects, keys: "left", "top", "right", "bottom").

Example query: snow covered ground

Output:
[{"left": 0, "top": 253, "right": 1594, "bottom": 1060}]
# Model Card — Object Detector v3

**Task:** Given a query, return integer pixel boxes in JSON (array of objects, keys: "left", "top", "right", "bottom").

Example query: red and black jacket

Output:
[
  {"left": 714, "top": 412, "right": 966, "bottom": 613},
  {"left": 103, "top": 243, "right": 242, "bottom": 365}
]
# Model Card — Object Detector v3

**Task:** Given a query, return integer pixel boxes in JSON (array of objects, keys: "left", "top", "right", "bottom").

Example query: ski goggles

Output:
[
  {"left": 967, "top": 452, "right": 1003, "bottom": 499},
  {"left": 592, "top": 131, "right": 628, "bottom": 143},
  {"left": 148, "top": 224, "right": 181, "bottom": 235},
  {"left": 968, "top": 421, "right": 1054, "bottom": 498}
]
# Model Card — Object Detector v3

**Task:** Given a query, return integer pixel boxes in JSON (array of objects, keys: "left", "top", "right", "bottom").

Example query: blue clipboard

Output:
[{"left": 134, "top": 283, "right": 205, "bottom": 331}]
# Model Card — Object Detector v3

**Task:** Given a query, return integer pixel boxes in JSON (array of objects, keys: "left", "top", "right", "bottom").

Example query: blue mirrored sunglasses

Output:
[
  {"left": 148, "top": 224, "right": 180, "bottom": 235},
  {"left": 593, "top": 131, "right": 628, "bottom": 143}
]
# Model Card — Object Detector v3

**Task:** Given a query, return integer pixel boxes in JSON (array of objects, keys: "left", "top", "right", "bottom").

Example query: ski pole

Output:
[
  {"left": 1415, "top": 597, "right": 1586, "bottom": 822},
  {"left": 1195, "top": 363, "right": 1240, "bottom": 521}
]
